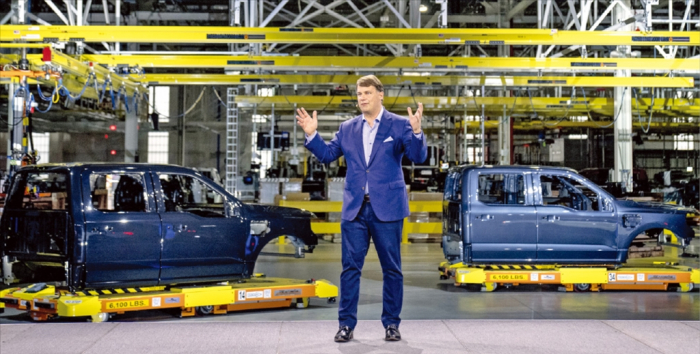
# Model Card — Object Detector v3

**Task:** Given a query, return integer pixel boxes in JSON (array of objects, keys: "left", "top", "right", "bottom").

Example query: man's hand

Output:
[
  {"left": 296, "top": 107, "right": 318, "bottom": 136},
  {"left": 407, "top": 102, "right": 423, "bottom": 134}
]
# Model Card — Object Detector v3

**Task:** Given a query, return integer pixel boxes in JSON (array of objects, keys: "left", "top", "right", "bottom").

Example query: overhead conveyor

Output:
[
  {"left": 2, "top": 25, "right": 699, "bottom": 46},
  {"left": 0, "top": 48, "right": 145, "bottom": 97},
  {"left": 0, "top": 275, "right": 338, "bottom": 323},
  {"left": 141, "top": 73, "right": 695, "bottom": 88}
]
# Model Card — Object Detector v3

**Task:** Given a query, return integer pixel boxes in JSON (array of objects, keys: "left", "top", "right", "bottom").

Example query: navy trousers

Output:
[{"left": 338, "top": 200, "right": 403, "bottom": 329}]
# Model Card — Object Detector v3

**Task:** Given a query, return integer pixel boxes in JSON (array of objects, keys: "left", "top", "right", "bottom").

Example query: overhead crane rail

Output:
[
  {"left": 231, "top": 95, "right": 700, "bottom": 117},
  {"left": 5, "top": 53, "right": 698, "bottom": 81},
  {"left": 142, "top": 73, "right": 694, "bottom": 88},
  {"left": 80, "top": 55, "right": 700, "bottom": 74},
  {"left": 2, "top": 26, "right": 699, "bottom": 46}
]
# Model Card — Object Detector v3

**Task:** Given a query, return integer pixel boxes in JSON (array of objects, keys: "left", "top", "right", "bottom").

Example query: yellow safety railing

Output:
[{"left": 278, "top": 200, "right": 443, "bottom": 244}]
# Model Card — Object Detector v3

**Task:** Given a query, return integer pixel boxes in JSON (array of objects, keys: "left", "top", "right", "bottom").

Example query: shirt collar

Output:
[{"left": 362, "top": 107, "right": 384, "bottom": 124}]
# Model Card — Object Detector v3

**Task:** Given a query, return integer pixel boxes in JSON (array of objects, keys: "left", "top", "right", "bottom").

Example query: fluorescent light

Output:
[
  {"left": 568, "top": 134, "right": 588, "bottom": 140},
  {"left": 419, "top": 4, "right": 428, "bottom": 12}
]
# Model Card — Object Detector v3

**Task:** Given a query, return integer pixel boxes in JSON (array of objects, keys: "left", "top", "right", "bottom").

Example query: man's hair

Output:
[{"left": 356, "top": 75, "right": 384, "bottom": 93}]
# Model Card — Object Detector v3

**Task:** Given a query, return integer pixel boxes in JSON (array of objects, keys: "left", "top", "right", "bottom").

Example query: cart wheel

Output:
[
  {"left": 678, "top": 283, "right": 695, "bottom": 293},
  {"left": 574, "top": 283, "right": 591, "bottom": 292},
  {"left": 196, "top": 305, "right": 214, "bottom": 315},
  {"left": 295, "top": 297, "right": 309, "bottom": 309},
  {"left": 89, "top": 312, "right": 109, "bottom": 323},
  {"left": 481, "top": 282, "right": 498, "bottom": 292},
  {"left": 327, "top": 297, "right": 337, "bottom": 304}
]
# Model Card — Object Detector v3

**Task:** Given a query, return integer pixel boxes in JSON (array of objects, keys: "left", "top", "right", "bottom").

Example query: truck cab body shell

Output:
[
  {"left": 442, "top": 165, "right": 695, "bottom": 265},
  {"left": 1, "top": 163, "right": 317, "bottom": 291}
]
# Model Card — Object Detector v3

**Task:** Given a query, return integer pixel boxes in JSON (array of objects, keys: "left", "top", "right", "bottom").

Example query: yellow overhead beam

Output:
[
  {"left": 80, "top": 54, "right": 700, "bottom": 73},
  {"left": 142, "top": 73, "right": 695, "bottom": 88},
  {"left": 459, "top": 120, "right": 700, "bottom": 131},
  {"left": 0, "top": 43, "right": 51, "bottom": 48},
  {"left": 2, "top": 25, "right": 699, "bottom": 46},
  {"left": 231, "top": 95, "right": 700, "bottom": 117}
]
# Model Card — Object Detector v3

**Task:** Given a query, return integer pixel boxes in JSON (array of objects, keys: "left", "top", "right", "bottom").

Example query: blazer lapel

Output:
[
  {"left": 367, "top": 110, "right": 392, "bottom": 167},
  {"left": 353, "top": 116, "right": 367, "bottom": 169}
]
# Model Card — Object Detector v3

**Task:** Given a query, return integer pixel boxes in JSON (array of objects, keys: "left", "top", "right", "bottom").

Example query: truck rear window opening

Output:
[{"left": 7, "top": 172, "right": 69, "bottom": 210}]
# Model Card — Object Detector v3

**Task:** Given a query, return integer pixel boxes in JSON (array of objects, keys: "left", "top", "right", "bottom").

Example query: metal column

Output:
[
  {"left": 124, "top": 105, "right": 138, "bottom": 162},
  {"left": 497, "top": 0, "right": 511, "bottom": 165},
  {"left": 226, "top": 88, "right": 239, "bottom": 195},
  {"left": 498, "top": 104, "right": 511, "bottom": 165},
  {"left": 613, "top": 0, "right": 633, "bottom": 192}
]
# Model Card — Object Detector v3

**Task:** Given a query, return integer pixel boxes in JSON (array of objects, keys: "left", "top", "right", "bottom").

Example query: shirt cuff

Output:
[
  {"left": 305, "top": 131, "right": 318, "bottom": 143},
  {"left": 413, "top": 131, "right": 423, "bottom": 139}
]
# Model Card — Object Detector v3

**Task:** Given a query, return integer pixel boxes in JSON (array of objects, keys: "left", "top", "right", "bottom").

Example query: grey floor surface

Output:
[
  {"left": 1, "top": 241, "right": 699, "bottom": 353},
  {"left": 1, "top": 320, "right": 699, "bottom": 354}
]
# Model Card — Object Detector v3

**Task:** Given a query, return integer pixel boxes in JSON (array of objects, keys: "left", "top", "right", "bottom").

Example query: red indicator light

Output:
[
  {"left": 110, "top": 150, "right": 117, "bottom": 155},
  {"left": 42, "top": 47, "right": 52, "bottom": 62},
  {"left": 104, "top": 134, "right": 109, "bottom": 139},
  {"left": 109, "top": 125, "right": 117, "bottom": 131},
  {"left": 123, "top": 232, "right": 134, "bottom": 236}
]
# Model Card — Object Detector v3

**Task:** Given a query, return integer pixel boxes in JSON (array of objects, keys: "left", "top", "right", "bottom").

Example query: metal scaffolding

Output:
[{"left": 226, "top": 88, "right": 239, "bottom": 195}]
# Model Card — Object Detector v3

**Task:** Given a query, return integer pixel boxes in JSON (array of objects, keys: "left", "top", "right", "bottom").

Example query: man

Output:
[{"left": 296, "top": 75, "right": 427, "bottom": 342}]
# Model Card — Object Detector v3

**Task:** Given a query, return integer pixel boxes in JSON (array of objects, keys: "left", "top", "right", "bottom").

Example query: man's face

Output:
[{"left": 356, "top": 85, "right": 384, "bottom": 116}]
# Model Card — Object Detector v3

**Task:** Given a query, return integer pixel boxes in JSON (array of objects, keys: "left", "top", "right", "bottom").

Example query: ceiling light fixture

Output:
[{"left": 419, "top": 4, "right": 428, "bottom": 12}]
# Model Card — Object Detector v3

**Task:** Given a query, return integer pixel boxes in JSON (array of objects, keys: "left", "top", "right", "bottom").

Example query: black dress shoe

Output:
[
  {"left": 334, "top": 326, "right": 354, "bottom": 342},
  {"left": 385, "top": 324, "right": 401, "bottom": 341}
]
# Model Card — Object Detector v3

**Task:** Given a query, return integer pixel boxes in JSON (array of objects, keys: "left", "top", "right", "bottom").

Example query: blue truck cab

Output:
[
  {"left": 1, "top": 163, "right": 317, "bottom": 291},
  {"left": 442, "top": 165, "right": 696, "bottom": 265}
]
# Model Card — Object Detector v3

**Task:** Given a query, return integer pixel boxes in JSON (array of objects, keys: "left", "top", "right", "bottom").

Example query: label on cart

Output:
[
  {"left": 617, "top": 274, "right": 634, "bottom": 281},
  {"left": 637, "top": 274, "right": 645, "bottom": 282},
  {"left": 274, "top": 288, "right": 302, "bottom": 296},
  {"left": 247, "top": 291, "right": 264, "bottom": 299},
  {"left": 105, "top": 299, "right": 149, "bottom": 310},
  {"left": 648, "top": 275, "right": 676, "bottom": 281},
  {"left": 530, "top": 273, "right": 538, "bottom": 281},
  {"left": 152, "top": 297, "right": 161, "bottom": 307},
  {"left": 541, "top": 275, "right": 555, "bottom": 281},
  {"left": 489, "top": 274, "right": 528, "bottom": 281},
  {"left": 238, "top": 290, "right": 246, "bottom": 301},
  {"left": 264, "top": 289, "right": 271, "bottom": 299}
]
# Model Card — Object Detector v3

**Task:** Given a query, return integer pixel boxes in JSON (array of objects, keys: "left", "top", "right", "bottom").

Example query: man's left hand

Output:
[{"left": 407, "top": 102, "right": 423, "bottom": 134}]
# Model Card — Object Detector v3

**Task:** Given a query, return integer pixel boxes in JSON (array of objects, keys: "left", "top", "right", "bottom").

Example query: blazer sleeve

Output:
[
  {"left": 304, "top": 124, "right": 345, "bottom": 164},
  {"left": 401, "top": 119, "right": 428, "bottom": 164}
]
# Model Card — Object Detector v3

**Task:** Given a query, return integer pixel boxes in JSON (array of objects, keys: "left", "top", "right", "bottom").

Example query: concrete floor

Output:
[{"left": 1, "top": 240, "right": 699, "bottom": 353}]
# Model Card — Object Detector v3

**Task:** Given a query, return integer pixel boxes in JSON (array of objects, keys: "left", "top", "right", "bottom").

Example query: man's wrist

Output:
[{"left": 413, "top": 129, "right": 422, "bottom": 134}]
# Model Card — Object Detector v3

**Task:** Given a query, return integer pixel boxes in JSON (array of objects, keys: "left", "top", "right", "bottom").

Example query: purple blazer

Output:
[{"left": 305, "top": 110, "right": 428, "bottom": 221}]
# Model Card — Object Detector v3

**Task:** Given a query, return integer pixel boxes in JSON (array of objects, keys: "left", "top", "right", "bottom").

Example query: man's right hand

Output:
[{"left": 296, "top": 107, "right": 318, "bottom": 136}]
